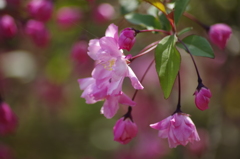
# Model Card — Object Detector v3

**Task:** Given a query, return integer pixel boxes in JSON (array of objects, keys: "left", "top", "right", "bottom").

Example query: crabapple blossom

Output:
[
  {"left": 0, "top": 102, "right": 18, "bottom": 136},
  {"left": 0, "top": 15, "right": 17, "bottom": 38},
  {"left": 78, "top": 77, "right": 136, "bottom": 118},
  {"left": 78, "top": 24, "right": 143, "bottom": 118},
  {"left": 209, "top": 23, "right": 232, "bottom": 49},
  {"left": 194, "top": 87, "right": 212, "bottom": 111},
  {"left": 27, "top": 0, "right": 53, "bottom": 22},
  {"left": 150, "top": 113, "right": 200, "bottom": 148},
  {"left": 113, "top": 117, "right": 138, "bottom": 144},
  {"left": 119, "top": 28, "right": 137, "bottom": 51}
]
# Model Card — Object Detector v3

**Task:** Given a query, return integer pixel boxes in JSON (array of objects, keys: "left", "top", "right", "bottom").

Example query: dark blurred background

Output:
[{"left": 0, "top": 0, "right": 240, "bottom": 159}]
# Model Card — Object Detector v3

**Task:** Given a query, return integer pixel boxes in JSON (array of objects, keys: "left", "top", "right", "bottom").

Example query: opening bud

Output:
[{"left": 119, "top": 28, "right": 138, "bottom": 51}]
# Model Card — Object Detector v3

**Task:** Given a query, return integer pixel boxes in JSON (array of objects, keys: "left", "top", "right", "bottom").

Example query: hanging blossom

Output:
[
  {"left": 150, "top": 113, "right": 200, "bottom": 148},
  {"left": 78, "top": 23, "right": 143, "bottom": 119}
]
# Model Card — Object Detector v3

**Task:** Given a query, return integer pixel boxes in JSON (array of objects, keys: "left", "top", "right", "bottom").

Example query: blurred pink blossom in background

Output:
[
  {"left": 71, "top": 41, "right": 89, "bottom": 64},
  {"left": 0, "top": 15, "right": 17, "bottom": 38},
  {"left": 0, "top": 102, "right": 17, "bottom": 136},
  {"left": 56, "top": 7, "right": 82, "bottom": 28},
  {"left": 27, "top": 0, "right": 53, "bottom": 22},
  {"left": 25, "top": 20, "right": 50, "bottom": 47},
  {"left": 93, "top": 3, "right": 115, "bottom": 23}
]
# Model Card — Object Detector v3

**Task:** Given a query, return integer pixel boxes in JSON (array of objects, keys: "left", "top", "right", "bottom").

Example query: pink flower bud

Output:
[
  {"left": 27, "top": 0, "right": 53, "bottom": 22},
  {"left": 0, "top": 15, "right": 17, "bottom": 38},
  {"left": 93, "top": 3, "right": 115, "bottom": 23},
  {"left": 0, "top": 102, "right": 18, "bottom": 136},
  {"left": 25, "top": 20, "right": 50, "bottom": 47},
  {"left": 150, "top": 113, "right": 200, "bottom": 148},
  {"left": 194, "top": 87, "right": 212, "bottom": 111},
  {"left": 56, "top": 7, "right": 82, "bottom": 28},
  {"left": 113, "top": 117, "right": 138, "bottom": 144},
  {"left": 119, "top": 28, "right": 137, "bottom": 51},
  {"left": 71, "top": 41, "right": 89, "bottom": 63},
  {"left": 208, "top": 23, "right": 232, "bottom": 49}
]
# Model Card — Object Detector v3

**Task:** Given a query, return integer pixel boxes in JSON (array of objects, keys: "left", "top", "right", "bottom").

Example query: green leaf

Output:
[
  {"left": 177, "top": 35, "right": 215, "bottom": 58},
  {"left": 125, "top": 13, "right": 160, "bottom": 29},
  {"left": 155, "top": 35, "right": 181, "bottom": 99},
  {"left": 143, "top": 0, "right": 167, "bottom": 14},
  {"left": 177, "top": 27, "right": 193, "bottom": 36},
  {"left": 159, "top": 13, "right": 171, "bottom": 31},
  {"left": 174, "top": 0, "right": 190, "bottom": 25}
]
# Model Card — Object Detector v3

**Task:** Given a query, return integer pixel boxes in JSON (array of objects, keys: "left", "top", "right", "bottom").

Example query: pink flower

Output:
[
  {"left": 113, "top": 117, "right": 138, "bottom": 144},
  {"left": 27, "top": 0, "right": 53, "bottom": 22},
  {"left": 150, "top": 113, "right": 200, "bottom": 148},
  {"left": 56, "top": 7, "right": 82, "bottom": 28},
  {"left": 78, "top": 24, "right": 143, "bottom": 118},
  {"left": 78, "top": 78, "right": 136, "bottom": 118},
  {"left": 0, "top": 15, "right": 17, "bottom": 38},
  {"left": 25, "top": 20, "right": 50, "bottom": 47},
  {"left": 119, "top": 28, "right": 137, "bottom": 51},
  {"left": 0, "top": 102, "right": 18, "bottom": 136},
  {"left": 194, "top": 87, "right": 212, "bottom": 111},
  {"left": 209, "top": 23, "right": 232, "bottom": 49}
]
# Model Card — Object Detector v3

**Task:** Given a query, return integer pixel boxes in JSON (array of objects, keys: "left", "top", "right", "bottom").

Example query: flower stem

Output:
[
  {"left": 138, "top": 29, "right": 170, "bottom": 35},
  {"left": 124, "top": 106, "right": 133, "bottom": 121},
  {"left": 174, "top": 72, "right": 182, "bottom": 114},
  {"left": 183, "top": 12, "right": 210, "bottom": 31},
  {"left": 130, "top": 41, "right": 159, "bottom": 61},
  {"left": 178, "top": 38, "right": 202, "bottom": 83}
]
